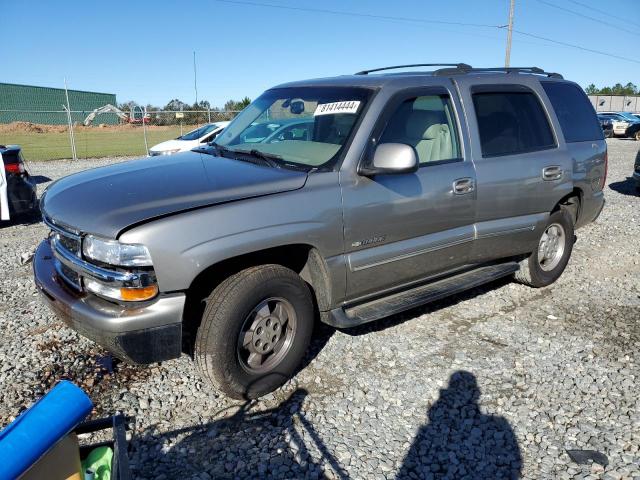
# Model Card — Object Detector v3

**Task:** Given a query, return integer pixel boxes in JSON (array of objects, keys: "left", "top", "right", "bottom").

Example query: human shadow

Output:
[
  {"left": 397, "top": 371, "right": 522, "bottom": 480},
  {"left": 133, "top": 388, "right": 349, "bottom": 479}
]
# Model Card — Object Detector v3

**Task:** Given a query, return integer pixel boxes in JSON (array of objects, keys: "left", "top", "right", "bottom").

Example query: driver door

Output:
[{"left": 341, "top": 87, "right": 477, "bottom": 302}]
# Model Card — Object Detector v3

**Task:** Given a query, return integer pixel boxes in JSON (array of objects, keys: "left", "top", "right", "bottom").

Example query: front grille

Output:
[
  {"left": 58, "top": 261, "right": 82, "bottom": 290},
  {"left": 47, "top": 220, "right": 84, "bottom": 290},
  {"left": 55, "top": 232, "right": 81, "bottom": 256}
]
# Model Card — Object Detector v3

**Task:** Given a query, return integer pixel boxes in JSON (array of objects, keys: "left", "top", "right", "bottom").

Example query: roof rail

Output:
[
  {"left": 355, "top": 63, "right": 472, "bottom": 75},
  {"left": 434, "top": 66, "right": 563, "bottom": 79}
]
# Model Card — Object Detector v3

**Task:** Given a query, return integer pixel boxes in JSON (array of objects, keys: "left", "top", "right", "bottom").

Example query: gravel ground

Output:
[{"left": 1, "top": 141, "right": 638, "bottom": 480}]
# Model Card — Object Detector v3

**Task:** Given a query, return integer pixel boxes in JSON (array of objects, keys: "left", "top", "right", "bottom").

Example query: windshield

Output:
[
  {"left": 214, "top": 86, "right": 373, "bottom": 168},
  {"left": 179, "top": 123, "right": 219, "bottom": 141},
  {"left": 617, "top": 112, "right": 639, "bottom": 122}
]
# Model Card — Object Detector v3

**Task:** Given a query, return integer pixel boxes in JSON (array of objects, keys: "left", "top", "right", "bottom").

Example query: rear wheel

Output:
[
  {"left": 635, "top": 130, "right": 640, "bottom": 141},
  {"left": 195, "top": 264, "right": 314, "bottom": 399},
  {"left": 514, "top": 209, "right": 574, "bottom": 288}
]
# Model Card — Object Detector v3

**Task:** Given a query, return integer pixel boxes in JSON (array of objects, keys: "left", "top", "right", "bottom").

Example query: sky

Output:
[{"left": 2, "top": 0, "right": 639, "bottom": 109}]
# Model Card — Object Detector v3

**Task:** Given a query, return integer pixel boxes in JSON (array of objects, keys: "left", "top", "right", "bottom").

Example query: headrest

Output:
[
  {"left": 424, "top": 123, "right": 449, "bottom": 140},
  {"left": 405, "top": 110, "right": 443, "bottom": 139}
]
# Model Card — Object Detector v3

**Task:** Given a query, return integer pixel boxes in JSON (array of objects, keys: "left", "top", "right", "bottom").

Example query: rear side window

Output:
[
  {"left": 473, "top": 91, "right": 555, "bottom": 157},
  {"left": 542, "top": 82, "right": 603, "bottom": 142}
]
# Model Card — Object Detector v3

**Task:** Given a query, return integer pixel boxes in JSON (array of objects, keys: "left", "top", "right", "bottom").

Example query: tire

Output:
[
  {"left": 514, "top": 209, "right": 574, "bottom": 288},
  {"left": 195, "top": 264, "right": 314, "bottom": 399},
  {"left": 635, "top": 130, "right": 640, "bottom": 141}
]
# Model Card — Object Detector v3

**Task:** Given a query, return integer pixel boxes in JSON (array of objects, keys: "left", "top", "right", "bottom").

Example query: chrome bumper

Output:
[{"left": 33, "top": 239, "right": 184, "bottom": 364}]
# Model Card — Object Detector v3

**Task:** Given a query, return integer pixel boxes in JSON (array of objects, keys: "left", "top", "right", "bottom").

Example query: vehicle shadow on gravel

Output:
[
  {"left": 608, "top": 178, "right": 639, "bottom": 197},
  {"left": 397, "top": 370, "right": 522, "bottom": 480},
  {"left": 0, "top": 209, "right": 42, "bottom": 228},
  {"left": 133, "top": 388, "right": 350, "bottom": 479}
]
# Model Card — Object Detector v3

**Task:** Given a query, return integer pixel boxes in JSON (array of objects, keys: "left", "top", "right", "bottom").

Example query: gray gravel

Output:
[{"left": 1, "top": 142, "right": 639, "bottom": 479}]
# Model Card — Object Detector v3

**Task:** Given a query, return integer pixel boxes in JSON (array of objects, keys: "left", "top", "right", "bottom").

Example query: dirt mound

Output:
[
  {"left": 0, "top": 121, "right": 197, "bottom": 134},
  {"left": 0, "top": 122, "right": 68, "bottom": 134}
]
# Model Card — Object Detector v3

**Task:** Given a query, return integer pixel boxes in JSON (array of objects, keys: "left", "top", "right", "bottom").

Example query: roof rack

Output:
[
  {"left": 355, "top": 63, "right": 472, "bottom": 75},
  {"left": 354, "top": 63, "right": 563, "bottom": 79},
  {"left": 433, "top": 65, "right": 563, "bottom": 79}
]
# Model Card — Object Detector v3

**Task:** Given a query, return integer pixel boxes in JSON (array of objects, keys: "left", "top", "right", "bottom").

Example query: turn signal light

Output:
[{"left": 120, "top": 285, "right": 159, "bottom": 302}]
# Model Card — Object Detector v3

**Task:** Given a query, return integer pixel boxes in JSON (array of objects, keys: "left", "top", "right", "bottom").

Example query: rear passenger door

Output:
[
  {"left": 341, "top": 86, "right": 476, "bottom": 302},
  {"left": 453, "top": 77, "right": 573, "bottom": 263}
]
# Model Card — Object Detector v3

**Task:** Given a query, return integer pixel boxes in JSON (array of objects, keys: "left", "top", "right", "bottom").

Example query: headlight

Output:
[
  {"left": 83, "top": 235, "right": 153, "bottom": 266},
  {"left": 161, "top": 149, "right": 181, "bottom": 155}
]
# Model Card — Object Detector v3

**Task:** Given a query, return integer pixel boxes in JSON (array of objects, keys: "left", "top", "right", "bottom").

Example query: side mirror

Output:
[{"left": 359, "top": 143, "right": 418, "bottom": 176}]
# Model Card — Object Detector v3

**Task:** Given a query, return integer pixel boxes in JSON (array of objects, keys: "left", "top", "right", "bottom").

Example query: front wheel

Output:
[
  {"left": 514, "top": 209, "right": 574, "bottom": 288},
  {"left": 195, "top": 265, "right": 314, "bottom": 399}
]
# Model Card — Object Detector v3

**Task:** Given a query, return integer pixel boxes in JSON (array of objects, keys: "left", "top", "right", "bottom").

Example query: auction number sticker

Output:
[{"left": 314, "top": 101, "right": 361, "bottom": 116}]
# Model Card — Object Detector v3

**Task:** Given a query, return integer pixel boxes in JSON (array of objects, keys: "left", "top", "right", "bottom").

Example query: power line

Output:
[
  {"left": 536, "top": 0, "right": 640, "bottom": 37},
  {"left": 566, "top": 0, "right": 640, "bottom": 29},
  {"left": 509, "top": 28, "right": 640, "bottom": 64},
  {"left": 213, "top": 0, "right": 500, "bottom": 28},
  {"left": 213, "top": 0, "right": 640, "bottom": 66}
]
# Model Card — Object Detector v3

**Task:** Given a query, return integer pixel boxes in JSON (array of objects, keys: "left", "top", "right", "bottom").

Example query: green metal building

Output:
[{"left": 0, "top": 83, "right": 118, "bottom": 125}]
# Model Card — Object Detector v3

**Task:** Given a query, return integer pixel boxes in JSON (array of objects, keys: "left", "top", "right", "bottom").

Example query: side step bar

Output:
[{"left": 326, "top": 262, "right": 519, "bottom": 329}]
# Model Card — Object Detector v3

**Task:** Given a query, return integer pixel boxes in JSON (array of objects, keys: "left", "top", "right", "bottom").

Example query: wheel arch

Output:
[
  {"left": 553, "top": 187, "right": 583, "bottom": 225},
  {"left": 181, "top": 244, "right": 332, "bottom": 355}
]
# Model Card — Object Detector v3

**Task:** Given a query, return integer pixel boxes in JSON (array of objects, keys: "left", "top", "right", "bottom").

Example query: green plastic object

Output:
[{"left": 82, "top": 446, "right": 113, "bottom": 480}]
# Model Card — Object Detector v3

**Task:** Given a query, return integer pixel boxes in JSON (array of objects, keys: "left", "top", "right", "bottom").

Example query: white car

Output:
[{"left": 149, "top": 121, "right": 230, "bottom": 156}]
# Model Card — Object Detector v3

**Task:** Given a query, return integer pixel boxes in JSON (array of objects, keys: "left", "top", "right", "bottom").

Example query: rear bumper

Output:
[
  {"left": 7, "top": 175, "right": 37, "bottom": 215},
  {"left": 33, "top": 239, "right": 184, "bottom": 364}
]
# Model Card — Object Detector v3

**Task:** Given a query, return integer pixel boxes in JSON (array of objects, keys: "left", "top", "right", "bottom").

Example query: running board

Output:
[{"left": 326, "top": 262, "right": 519, "bottom": 329}]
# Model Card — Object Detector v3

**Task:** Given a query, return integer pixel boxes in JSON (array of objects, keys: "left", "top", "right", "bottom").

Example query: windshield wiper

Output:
[
  {"left": 206, "top": 142, "right": 236, "bottom": 158},
  {"left": 231, "top": 149, "right": 283, "bottom": 168},
  {"left": 202, "top": 143, "right": 311, "bottom": 171}
]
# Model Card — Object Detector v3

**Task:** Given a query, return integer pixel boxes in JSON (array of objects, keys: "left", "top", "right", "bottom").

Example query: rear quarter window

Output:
[{"left": 542, "top": 82, "right": 603, "bottom": 143}]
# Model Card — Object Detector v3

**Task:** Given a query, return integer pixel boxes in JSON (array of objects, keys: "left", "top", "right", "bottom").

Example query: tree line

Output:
[
  {"left": 118, "top": 97, "right": 252, "bottom": 113},
  {"left": 585, "top": 82, "right": 638, "bottom": 96}
]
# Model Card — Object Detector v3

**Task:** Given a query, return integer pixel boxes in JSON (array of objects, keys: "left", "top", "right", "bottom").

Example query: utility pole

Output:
[
  {"left": 193, "top": 52, "right": 198, "bottom": 104},
  {"left": 505, "top": 0, "right": 516, "bottom": 67}
]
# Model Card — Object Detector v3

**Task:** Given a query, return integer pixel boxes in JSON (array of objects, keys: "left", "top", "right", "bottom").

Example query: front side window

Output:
[
  {"left": 379, "top": 94, "right": 461, "bottom": 164},
  {"left": 473, "top": 90, "right": 555, "bottom": 157},
  {"left": 542, "top": 82, "right": 603, "bottom": 143},
  {"left": 215, "top": 86, "right": 373, "bottom": 168}
]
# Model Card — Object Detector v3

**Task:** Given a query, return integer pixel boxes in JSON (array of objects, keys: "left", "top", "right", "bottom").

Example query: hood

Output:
[
  {"left": 42, "top": 151, "right": 308, "bottom": 238},
  {"left": 149, "top": 139, "right": 192, "bottom": 152}
]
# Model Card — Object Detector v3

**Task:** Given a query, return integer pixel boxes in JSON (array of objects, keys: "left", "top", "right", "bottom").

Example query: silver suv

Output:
[{"left": 34, "top": 64, "right": 607, "bottom": 399}]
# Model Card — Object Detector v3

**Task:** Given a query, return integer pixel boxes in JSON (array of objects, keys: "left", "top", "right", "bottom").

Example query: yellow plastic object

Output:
[{"left": 21, "top": 433, "right": 83, "bottom": 480}]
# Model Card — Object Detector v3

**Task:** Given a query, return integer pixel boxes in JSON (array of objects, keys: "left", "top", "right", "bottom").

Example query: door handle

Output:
[
  {"left": 542, "top": 166, "right": 562, "bottom": 181},
  {"left": 453, "top": 177, "right": 474, "bottom": 195}
]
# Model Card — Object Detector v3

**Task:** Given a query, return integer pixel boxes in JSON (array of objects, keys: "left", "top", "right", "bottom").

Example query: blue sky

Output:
[{"left": 2, "top": 0, "right": 639, "bottom": 108}]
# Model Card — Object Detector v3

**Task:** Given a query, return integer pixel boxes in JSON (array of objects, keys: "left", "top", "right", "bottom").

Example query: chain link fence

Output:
[{"left": 0, "top": 108, "right": 239, "bottom": 161}]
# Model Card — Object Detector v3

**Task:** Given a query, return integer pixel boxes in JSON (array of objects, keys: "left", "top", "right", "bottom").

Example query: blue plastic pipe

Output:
[{"left": 0, "top": 380, "right": 93, "bottom": 480}]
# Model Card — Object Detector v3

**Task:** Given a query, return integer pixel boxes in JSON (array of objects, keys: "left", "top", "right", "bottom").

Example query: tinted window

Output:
[
  {"left": 542, "top": 82, "right": 603, "bottom": 142},
  {"left": 1, "top": 151, "right": 20, "bottom": 164},
  {"left": 380, "top": 95, "right": 461, "bottom": 164},
  {"left": 473, "top": 91, "right": 555, "bottom": 157}
]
